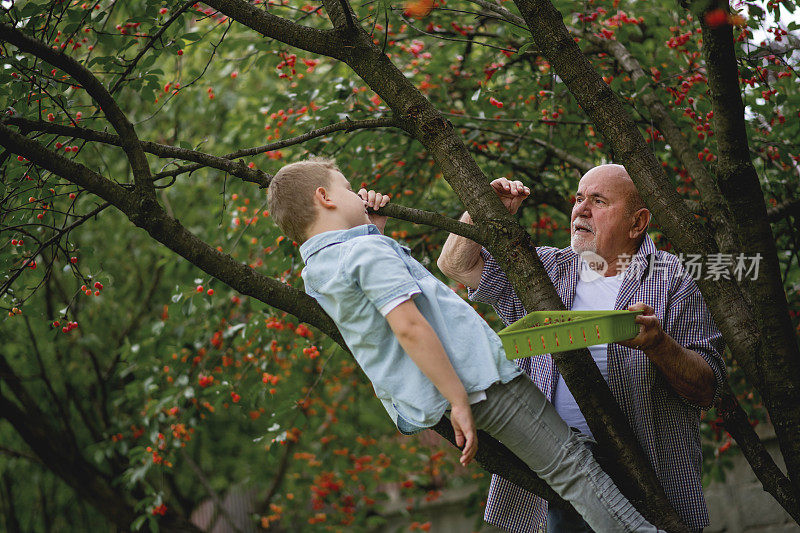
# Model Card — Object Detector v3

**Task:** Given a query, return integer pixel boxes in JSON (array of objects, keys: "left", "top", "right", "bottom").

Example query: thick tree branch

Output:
[
  {"left": 202, "top": 0, "right": 344, "bottom": 57},
  {"left": 587, "top": 34, "right": 739, "bottom": 252},
  {"left": 432, "top": 419, "right": 575, "bottom": 510},
  {"left": 0, "top": 124, "right": 346, "bottom": 350},
  {"left": 374, "top": 203, "right": 490, "bottom": 244},
  {"left": 700, "top": 10, "right": 800, "bottom": 495},
  {"left": 6, "top": 117, "right": 271, "bottom": 186}
]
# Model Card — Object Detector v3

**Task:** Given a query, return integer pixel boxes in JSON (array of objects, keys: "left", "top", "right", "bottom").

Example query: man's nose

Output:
[{"left": 573, "top": 200, "right": 591, "bottom": 218}]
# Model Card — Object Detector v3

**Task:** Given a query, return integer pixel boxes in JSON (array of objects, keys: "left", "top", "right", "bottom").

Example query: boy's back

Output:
[{"left": 300, "top": 224, "right": 521, "bottom": 430}]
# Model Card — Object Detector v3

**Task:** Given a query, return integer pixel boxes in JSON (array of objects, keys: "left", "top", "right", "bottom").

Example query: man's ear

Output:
[
  {"left": 314, "top": 186, "right": 336, "bottom": 209},
  {"left": 630, "top": 208, "right": 651, "bottom": 239}
]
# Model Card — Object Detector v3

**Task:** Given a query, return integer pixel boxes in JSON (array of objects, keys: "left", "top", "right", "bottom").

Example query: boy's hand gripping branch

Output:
[{"left": 358, "top": 188, "right": 390, "bottom": 234}]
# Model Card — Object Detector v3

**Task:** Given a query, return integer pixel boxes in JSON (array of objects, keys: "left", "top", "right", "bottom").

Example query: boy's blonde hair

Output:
[{"left": 268, "top": 156, "right": 340, "bottom": 243}]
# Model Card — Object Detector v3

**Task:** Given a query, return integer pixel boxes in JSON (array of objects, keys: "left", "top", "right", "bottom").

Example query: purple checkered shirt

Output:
[{"left": 468, "top": 234, "right": 726, "bottom": 532}]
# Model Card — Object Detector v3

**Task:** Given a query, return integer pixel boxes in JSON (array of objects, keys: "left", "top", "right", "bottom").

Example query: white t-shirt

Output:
[{"left": 552, "top": 268, "right": 623, "bottom": 438}]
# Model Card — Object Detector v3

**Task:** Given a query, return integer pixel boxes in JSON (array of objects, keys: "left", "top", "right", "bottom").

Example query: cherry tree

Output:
[{"left": 1, "top": 0, "right": 799, "bottom": 529}]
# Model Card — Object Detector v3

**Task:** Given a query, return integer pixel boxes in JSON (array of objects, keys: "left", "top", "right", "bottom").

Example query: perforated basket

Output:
[{"left": 498, "top": 310, "right": 642, "bottom": 359}]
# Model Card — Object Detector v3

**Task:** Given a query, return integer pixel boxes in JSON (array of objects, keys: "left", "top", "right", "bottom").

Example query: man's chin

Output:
[{"left": 570, "top": 238, "right": 596, "bottom": 255}]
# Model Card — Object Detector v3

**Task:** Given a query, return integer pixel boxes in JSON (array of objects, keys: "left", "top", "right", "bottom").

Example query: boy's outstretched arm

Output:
[{"left": 385, "top": 299, "right": 477, "bottom": 466}]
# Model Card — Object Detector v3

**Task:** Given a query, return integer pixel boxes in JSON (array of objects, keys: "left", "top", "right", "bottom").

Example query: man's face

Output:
[
  {"left": 570, "top": 167, "right": 637, "bottom": 264},
  {"left": 326, "top": 170, "right": 370, "bottom": 228}
]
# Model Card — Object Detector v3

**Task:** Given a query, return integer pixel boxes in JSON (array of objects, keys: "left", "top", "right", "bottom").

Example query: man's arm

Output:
[
  {"left": 621, "top": 302, "right": 717, "bottom": 407},
  {"left": 385, "top": 299, "right": 477, "bottom": 466},
  {"left": 437, "top": 178, "right": 530, "bottom": 288},
  {"left": 437, "top": 211, "right": 485, "bottom": 288}
]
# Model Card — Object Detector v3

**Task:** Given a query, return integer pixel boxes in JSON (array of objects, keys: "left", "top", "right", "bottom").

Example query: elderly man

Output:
[{"left": 437, "top": 164, "right": 725, "bottom": 533}]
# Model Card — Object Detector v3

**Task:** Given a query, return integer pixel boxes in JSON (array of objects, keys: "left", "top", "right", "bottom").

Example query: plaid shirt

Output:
[{"left": 468, "top": 235, "right": 726, "bottom": 532}]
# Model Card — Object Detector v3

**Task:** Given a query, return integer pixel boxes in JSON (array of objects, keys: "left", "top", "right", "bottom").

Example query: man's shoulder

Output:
[
  {"left": 650, "top": 249, "right": 687, "bottom": 277},
  {"left": 538, "top": 245, "right": 574, "bottom": 269}
]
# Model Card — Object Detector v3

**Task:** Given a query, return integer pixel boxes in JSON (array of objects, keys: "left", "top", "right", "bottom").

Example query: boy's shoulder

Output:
[{"left": 343, "top": 232, "right": 403, "bottom": 255}]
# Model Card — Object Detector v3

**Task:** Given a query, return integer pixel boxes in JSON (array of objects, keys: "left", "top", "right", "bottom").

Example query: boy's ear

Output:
[{"left": 314, "top": 186, "right": 336, "bottom": 209}]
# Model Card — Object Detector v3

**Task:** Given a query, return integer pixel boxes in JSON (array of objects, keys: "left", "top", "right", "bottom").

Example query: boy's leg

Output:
[
  {"left": 547, "top": 442, "right": 599, "bottom": 533},
  {"left": 468, "top": 375, "right": 660, "bottom": 533}
]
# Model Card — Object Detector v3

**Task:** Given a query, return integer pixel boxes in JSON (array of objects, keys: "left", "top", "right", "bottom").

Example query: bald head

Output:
[{"left": 581, "top": 164, "right": 645, "bottom": 215}]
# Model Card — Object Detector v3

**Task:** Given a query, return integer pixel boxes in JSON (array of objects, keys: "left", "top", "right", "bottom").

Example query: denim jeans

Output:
[{"left": 468, "top": 375, "right": 661, "bottom": 533}]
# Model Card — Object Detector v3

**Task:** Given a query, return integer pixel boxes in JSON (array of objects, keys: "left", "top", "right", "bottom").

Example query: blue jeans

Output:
[{"left": 468, "top": 375, "right": 660, "bottom": 533}]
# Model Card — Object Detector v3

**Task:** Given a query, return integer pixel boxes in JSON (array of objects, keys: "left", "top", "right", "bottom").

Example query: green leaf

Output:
[
  {"left": 509, "top": 25, "right": 530, "bottom": 38},
  {"left": 181, "top": 297, "right": 195, "bottom": 317},
  {"left": 131, "top": 515, "right": 147, "bottom": 531},
  {"left": 181, "top": 32, "right": 203, "bottom": 42},
  {"left": 139, "top": 54, "right": 157, "bottom": 71},
  {"left": 518, "top": 41, "right": 535, "bottom": 55}
]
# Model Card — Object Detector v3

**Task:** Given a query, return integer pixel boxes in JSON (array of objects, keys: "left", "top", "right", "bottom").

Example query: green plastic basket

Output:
[{"left": 498, "top": 310, "right": 642, "bottom": 360}]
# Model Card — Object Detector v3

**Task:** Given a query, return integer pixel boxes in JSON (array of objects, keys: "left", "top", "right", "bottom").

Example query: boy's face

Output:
[{"left": 326, "top": 170, "right": 371, "bottom": 228}]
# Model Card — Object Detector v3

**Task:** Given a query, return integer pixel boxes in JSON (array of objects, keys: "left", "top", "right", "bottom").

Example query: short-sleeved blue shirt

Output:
[{"left": 299, "top": 224, "right": 522, "bottom": 431}]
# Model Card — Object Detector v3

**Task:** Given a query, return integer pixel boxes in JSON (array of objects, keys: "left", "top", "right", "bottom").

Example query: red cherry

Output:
[
  {"left": 94, "top": 281, "right": 103, "bottom": 289},
  {"left": 177, "top": 49, "right": 184, "bottom": 55},
  {"left": 704, "top": 9, "right": 727, "bottom": 28},
  {"left": 207, "top": 289, "right": 214, "bottom": 295},
  {"left": 196, "top": 285, "right": 203, "bottom": 292},
  {"left": 70, "top": 257, "right": 78, "bottom": 263}
]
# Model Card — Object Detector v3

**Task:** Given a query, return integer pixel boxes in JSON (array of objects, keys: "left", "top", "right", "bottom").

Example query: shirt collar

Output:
[{"left": 299, "top": 224, "right": 381, "bottom": 263}]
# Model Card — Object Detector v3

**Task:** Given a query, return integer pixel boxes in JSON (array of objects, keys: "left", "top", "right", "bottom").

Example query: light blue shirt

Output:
[{"left": 299, "top": 224, "right": 522, "bottom": 432}]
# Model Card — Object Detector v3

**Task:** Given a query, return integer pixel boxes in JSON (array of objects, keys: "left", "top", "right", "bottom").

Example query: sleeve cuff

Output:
[
  {"left": 378, "top": 291, "right": 420, "bottom": 316},
  {"left": 467, "top": 248, "right": 500, "bottom": 305},
  {"left": 679, "top": 349, "right": 726, "bottom": 411}
]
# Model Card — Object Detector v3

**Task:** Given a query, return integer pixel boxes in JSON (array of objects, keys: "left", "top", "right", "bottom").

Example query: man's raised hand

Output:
[{"left": 490, "top": 178, "right": 530, "bottom": 215}]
